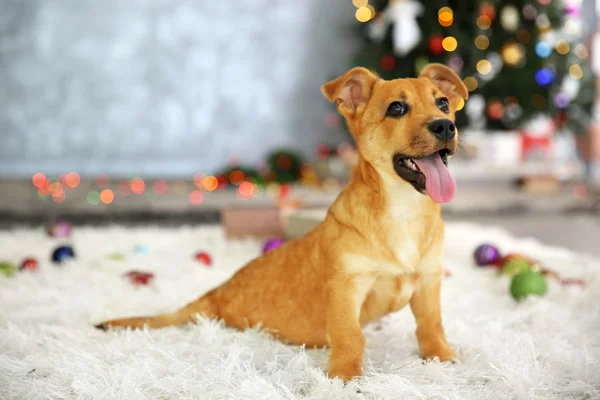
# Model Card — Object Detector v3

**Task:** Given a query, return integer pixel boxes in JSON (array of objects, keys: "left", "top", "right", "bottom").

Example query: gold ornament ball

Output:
[{"left": 501, "top": 42, "right": 524, "bottom": 67}]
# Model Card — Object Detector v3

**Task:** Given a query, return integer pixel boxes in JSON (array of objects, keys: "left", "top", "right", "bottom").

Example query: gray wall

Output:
[{"left": 0, "top": 0, "right": 358, "bottom": 178}]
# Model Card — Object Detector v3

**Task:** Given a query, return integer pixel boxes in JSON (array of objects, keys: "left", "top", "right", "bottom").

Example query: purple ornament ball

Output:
[
  {"left": 474, "top": 243, "right": 500, "bottom": 266},
  {"left": 263, "top": 238, "right": 285, "bottom": 254}
]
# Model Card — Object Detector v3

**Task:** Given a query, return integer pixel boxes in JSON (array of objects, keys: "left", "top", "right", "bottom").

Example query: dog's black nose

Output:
[{"left": 428, "top": 119, "right": 456, "bottom": 141}]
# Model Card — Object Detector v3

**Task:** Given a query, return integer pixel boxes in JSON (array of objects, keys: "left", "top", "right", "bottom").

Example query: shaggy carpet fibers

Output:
[{"left": 0, "top": 223, "right": 599, "bottom": 399}]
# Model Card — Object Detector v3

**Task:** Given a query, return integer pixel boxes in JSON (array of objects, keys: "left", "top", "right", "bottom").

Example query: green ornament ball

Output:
[
  {"left": 510, "top": 271, "right": 548, "bottom": 301},
  {"left": 501, "top": 259, "right": 531, "bottom": 276},
  {"left": 0, "top": 261, "right": 17, "bottom": 277}
]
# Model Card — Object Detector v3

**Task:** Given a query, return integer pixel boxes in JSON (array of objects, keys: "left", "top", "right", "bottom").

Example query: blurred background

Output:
[{"left": 1, "top": 0, "right": 599, "bottom": 255}]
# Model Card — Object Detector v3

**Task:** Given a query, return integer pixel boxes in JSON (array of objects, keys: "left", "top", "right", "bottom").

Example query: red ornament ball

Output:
[
  {"left": 123, "top": 270, "right": 154, "bottom": 286},
  {"left": 19, "top": 258, "right": 39, "bottom": 272},
  {"left": 380, "top": 55, "right": 396, "bottom": 72},
  {"left": 194, "top": 251, "right": 212, "bottom": 266},
  {"left": 429, "top": 34, "right": 445, "bottom": 56}
]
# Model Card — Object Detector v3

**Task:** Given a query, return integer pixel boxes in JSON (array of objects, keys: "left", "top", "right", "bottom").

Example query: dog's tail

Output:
[{"left": 95, "top": 289, "right": 220, "bottom": 330}]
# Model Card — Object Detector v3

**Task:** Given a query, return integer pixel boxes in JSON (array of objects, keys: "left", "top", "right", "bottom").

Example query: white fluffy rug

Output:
[{"left": 1, "top": 223, "right": 599, "bottom": 399}]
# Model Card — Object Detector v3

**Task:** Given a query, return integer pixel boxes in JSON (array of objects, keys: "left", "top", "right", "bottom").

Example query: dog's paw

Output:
[
  {"left": 328, "top": 361, "right": 363, "bottom": 382},
  {"left": 420, "top": 345, "right": 456, "bottom": 363}
]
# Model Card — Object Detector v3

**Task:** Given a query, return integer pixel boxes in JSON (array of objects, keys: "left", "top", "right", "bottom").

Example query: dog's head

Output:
[{"left": 322, "top": 64, "right": 468, "bottom": 204}]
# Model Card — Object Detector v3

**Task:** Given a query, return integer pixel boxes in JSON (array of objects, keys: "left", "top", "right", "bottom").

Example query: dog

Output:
[{"left": 96, "top": 63, "right": 468, "bottom": 382}]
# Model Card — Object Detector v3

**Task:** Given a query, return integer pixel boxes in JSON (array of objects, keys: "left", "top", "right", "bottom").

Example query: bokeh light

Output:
[
  {"left": 65, "top": 172, "right": 80, "bottom": 188},
  {"left": 442, "top": 37, "right": 458, "bottom": 52},
  {"left": 569, "top": 64, "right": 583, "bottom": 79},
  {"left": 355, "top": 6, "right": 371, "bottom": 22},
  {"left": 50, "top": 182, "right": 64, "bottom": 198},
  {"left": 474, "top": 35, "right": 489, "bottom": 50},
  {"left": 531, "top": 94, "right": 546, "bottom": 109},
  {"left": 87, "top": 191, "right": 100, "bottom": 205},
  {"left": 193, "top": 173, "right": 205, "bottom": 188},
  {"left": 516, "top": 29, "right": 531, "bottom": 44},
  {"left": 96, "top": 174, "right": 110, "bottom": 188},
  {"left": 464, "top": 77, "right": 478, "bottom": 91},
  {"left": 32, "top": 173, "right": 46, "bottom": 188},
  {"left": 153, "top": 180, "right": 168, "bottom": 195},
  {"left": 52, "top": 192, "right": 66, "bottom": 204},
  {"left": 173, "top": 180, "right": 187, "bottom": 194},
  {"left": 457, "top": 98, "right": 465, "bottom": 111},
  {"left": 130, "top": 178, "right": 145, "bottom": 195},
  {"left": 438, "top": 7, "right": 453, "bottom": 27},
  {"left": 203, "top": 176, "right": 218, "bottom": 191},
  {"left": 238, "top": 181, "right": 255, "bottom": 198},
  {"left": 100, "top": 189, "right": 114, "bottom": 204},
  {"left": 352, "top": 0, "right": 367, "bottom": 7},
  {"left": 535, "top": 68, "right": 555, "bottom": 86},
  {"left": 476, "top": 16, "right": 491, "bottom": 30},
  {"left": 380, "top": 55, "right": 396, "bottom": 71},
  {"left": 189, "top": 190, "right": 204, "bottom": 205},
  {"left": 555, "top": 40, "right": 570, "bottom": 55},
  {"left": 324, "top": 112, "right": 340, "bottom": 128},
  {"left": 118, "top": 180, "right": 131, "bottom": 195},
  {"left": 229, "top": 170, "right": 245, "bottom": 185},
  {"left": 315, "top": 144, "right": 331, "bottom": 159},
  {"left": 535, "top": 42, "right": 552, "bottom": 58},
  {"left": 574, "top": 44, "right": 588, "bottom": 59},
  {"left": 476, "top": 60, "right": 492, "bottom": 75}
]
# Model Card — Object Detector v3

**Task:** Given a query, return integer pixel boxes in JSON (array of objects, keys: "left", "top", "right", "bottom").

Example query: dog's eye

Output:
[
  {"left": 386, "top": 101, "right": 409, "bottom": 118},
  {"left": 436, "top": 98, "right": 450, "bottom": 113}
]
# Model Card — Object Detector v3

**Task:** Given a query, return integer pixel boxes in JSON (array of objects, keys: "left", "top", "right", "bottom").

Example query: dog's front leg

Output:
[
  {"left": 326, "top": 274, "right": 375, "bottom": 381},
  {"left": 409, "top": 270, "right": 455, "bottom": 362}
]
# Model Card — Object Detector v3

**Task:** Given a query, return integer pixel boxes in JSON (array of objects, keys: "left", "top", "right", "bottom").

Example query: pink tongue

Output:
[{"left": 413, "top": 153, "right": 456, "bottom": 203}]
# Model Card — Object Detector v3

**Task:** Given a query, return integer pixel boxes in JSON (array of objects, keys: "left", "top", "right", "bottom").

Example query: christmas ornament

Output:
[
  {"left": 0, "top": 261, "right": 16, "bottom": 277},
  {"left": 501, "top": 42, "right": 524, "bottom": 67},
  {"left": 19, "top": 258, "right": 39, "bottom": 272},
  {"left": 474, "top": 243, "right": 501, "bottom": 266},
  {"left": 134, "top": 244, "right": 150, "bottom": 255},
  {"left": 510, "top": 271, "right": 547, "bottom": 301},
  {"left": 51, "top": 246, "right": 75, "bottom": 264},
  {"left": 479, "top": 2, "right": 496, "bottom": 21},
  {"left": 380, "top": 55, "right": 396, "bottom": 71},
  {"left": 108, "top": 252, "right": 126, "bottom": 261},
  {"left": 501, "top": 258, "right": 531, "bottom": 276},
  {"left": 46, "top": 221, "right": 72, "bottom": 238},
  {"left": 123, "top": 270, "right": 155, "bottom": 286},
  {"left": 194, "top": 251, "right": 212, "bottom": 266},
  {"left": 388, "top": 0, "right": 424, "bottom": 56},
  {"left": 429, "top": 34, "right": 444, "bottom": 56},
  {"left": 500, "top": 5, "right": 519, "bottom": 31},
  {"left": 263, "top": 238, "right": 285, "bottom": 254}
]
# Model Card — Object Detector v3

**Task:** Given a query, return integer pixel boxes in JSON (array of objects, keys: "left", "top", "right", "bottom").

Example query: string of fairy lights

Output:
[
  {"left": 353, "top": 0, "right": 589, "bottom": 121},
  {"left": 31, "top": 172, "right": 271, "bottom": 205},
  {"left": 31, "top": 145, "right": 346, "bottom": 205}
]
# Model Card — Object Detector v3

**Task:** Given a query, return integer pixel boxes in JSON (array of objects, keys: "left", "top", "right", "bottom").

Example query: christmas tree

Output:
[{"left": 347, "top": 0, "right": 593, "bottom": 133}]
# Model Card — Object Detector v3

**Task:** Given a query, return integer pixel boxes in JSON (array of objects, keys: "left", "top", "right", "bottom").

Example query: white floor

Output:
[{"left": 0, "top": 223, "right": 599, "bottom": 399}]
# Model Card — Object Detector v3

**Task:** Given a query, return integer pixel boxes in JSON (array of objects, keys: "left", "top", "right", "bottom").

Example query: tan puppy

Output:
[{"left": 97, "top": 64, "right": 468, "bottom": 382}]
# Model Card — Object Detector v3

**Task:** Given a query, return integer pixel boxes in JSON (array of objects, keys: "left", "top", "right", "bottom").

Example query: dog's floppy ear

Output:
[
  {"left": 420, "top": 63, "right": 469, "bottom": 109},
  {"left": 321, "top": 67, "right": 378, "bottom": 118}
]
